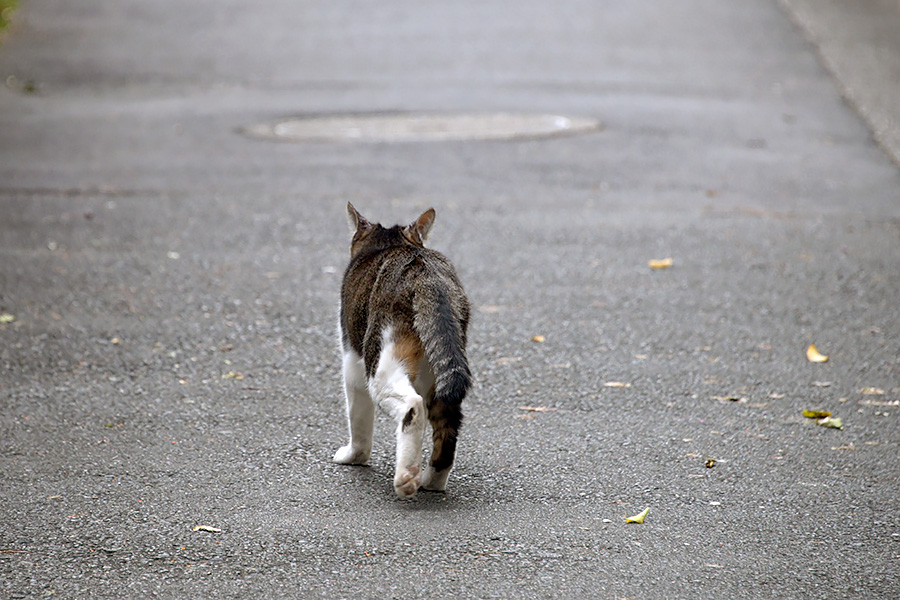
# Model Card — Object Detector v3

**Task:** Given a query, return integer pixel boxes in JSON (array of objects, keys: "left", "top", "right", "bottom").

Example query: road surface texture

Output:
[{"left": 1, "top": 1, "right": 899, "bottom": 598}]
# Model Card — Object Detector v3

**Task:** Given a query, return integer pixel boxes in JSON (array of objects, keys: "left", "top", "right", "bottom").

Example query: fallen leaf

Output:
[
  {"left": 0, "top": 312, "right": 15, "bottom": 323},
  {"left": 712, "top": 395, "right": 745, "bottom": 402},
  {"left": 860, "top": 399, "right": 899, "bottom": 407},
  {"left": 817, "top": 416, "right": 843, "bottom": 430},
  {"left": 192, "top": 525, "right": 222, "bottom": 533},
  {"left": 811, "top": 381, "right": 832, "bottom": 388},
  {"left": 531, "top": 335, "right": 545, "bottom": 343},
  {"left": 222, "top": 371, "right": 244, "bottom": 381},
  {"left": 802, "top": 409, "right": 831, "bottom": 419},
  {"left": 806, "top": 344, "right": 829, "bottom": 363},
  {"left": 648, "top": 257, "right": 674, "bottom": 270},
  {"left": 625, "top": 507, "right": 650, "bottom": 524},
  {"left": 603, "top": 381, "right": 632, "bottom": 388},
  {"left": 518, "top": 406, "right": 556, "bottom": 413},
  {"left": 495, "top": 356, "right": 522, "bottom": 366},
  {"left": 478, "top": 304, "right": 504, "bottom": 314},
  {"left": 860, "top": 387, "right": 885, "bottom": 396}
]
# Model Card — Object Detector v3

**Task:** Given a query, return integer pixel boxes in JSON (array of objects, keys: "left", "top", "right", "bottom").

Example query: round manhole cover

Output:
[{"left": 243, "top": 112, "right": 601, "bottom": 143}]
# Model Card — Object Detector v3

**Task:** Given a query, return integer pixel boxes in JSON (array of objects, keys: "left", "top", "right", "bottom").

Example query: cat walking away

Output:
[{"left": 333, "top": 203, "right": 471, "bottom": 498}]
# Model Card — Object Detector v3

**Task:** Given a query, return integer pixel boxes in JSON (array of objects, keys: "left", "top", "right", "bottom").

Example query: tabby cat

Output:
[{"left": 333, "top": 203, "right": 471, "bottom": 498}]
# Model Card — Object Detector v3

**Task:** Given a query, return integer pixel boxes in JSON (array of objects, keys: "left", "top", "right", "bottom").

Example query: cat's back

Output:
[
  {"left": 343, "top": 243, "right": 454, "bottom": 310},
  {"left": 341, "top": 243, "right": 467, "bottom": 351}
]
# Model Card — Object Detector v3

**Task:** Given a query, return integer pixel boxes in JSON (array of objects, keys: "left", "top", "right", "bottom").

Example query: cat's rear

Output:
[{"left": 333, "top": 203, "right": 471, "bottom": 498}]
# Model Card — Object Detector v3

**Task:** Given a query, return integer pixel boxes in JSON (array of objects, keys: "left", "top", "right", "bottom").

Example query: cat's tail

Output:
[
  {"left": 413, "top": 285, "right": 471, "bottom": 407},
  {"left": 413, "top": 281, "right": 470, "bottom": 480}
]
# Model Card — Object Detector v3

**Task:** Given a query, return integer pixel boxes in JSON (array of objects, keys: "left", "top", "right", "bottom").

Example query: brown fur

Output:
[{"left": 393, "top": 330, "right": 425, "bottom": 381}]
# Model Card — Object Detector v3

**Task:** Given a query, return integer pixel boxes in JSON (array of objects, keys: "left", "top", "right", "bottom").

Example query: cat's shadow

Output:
[{"left": 344, "top": 462, "right": 481, "bottom": 510}]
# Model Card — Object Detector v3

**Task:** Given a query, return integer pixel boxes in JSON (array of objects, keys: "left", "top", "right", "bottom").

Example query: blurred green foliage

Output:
[{"left": 1, "top": 0, "right": 18, "bottom": 36}]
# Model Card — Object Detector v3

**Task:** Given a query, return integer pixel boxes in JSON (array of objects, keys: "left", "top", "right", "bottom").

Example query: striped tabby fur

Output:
[{"left": 333, "top": 203, "right": 471, "bottom": 498}]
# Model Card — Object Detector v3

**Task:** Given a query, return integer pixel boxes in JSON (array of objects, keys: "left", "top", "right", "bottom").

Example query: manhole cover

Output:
[{"left": 243, "top": 112, "right": 600, "bottom": 143}]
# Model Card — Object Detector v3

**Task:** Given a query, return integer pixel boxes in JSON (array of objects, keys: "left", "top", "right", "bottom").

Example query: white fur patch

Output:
[
  {"left": 333, "top": 324, "right": 436, "bottom": 498},
  {"left": 371, "top": 326, "right": 426, "bottom": 498},
  {"left": 333, "top": 348, "right": 374, "bottom": 465}
]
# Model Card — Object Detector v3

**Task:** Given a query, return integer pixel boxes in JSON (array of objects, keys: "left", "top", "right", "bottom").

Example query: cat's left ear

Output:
[
  {"left": 402, "top": 208, "right": 436, "bottom": 246},
  {"left": 346, "top": 202, "right": 373, "bottom": 234}
]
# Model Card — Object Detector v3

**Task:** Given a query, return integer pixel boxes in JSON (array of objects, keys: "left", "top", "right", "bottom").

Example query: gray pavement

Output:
[
  {"left": 780, "top": 0, "right": 900, "bottom": 167},
  {"left": 1, "top": 1, "right": 899, "bottom": 598}
]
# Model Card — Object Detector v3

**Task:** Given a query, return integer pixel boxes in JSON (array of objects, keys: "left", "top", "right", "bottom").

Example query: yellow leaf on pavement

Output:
[
  {"left": 648, "top": 258, "right": 674, "bottom": 270},
  {"left": 802, "top": 409, "right": 831, "bottom": 419},
  {"left": 806, "top": 344, "right": 828, "bottom": 363},
  {"left": 625, "top": 507, "right": 650, "bottom": 524}
]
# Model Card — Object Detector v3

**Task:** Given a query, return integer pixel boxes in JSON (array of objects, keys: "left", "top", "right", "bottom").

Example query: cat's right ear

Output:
[{"left": 346, "top": 202, "right": 372, "bottom": 235}]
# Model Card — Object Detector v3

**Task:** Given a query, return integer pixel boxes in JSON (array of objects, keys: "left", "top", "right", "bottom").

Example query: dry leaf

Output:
[
  {"left": 479, "top": 304, "right": 503, "bottom": 314},
  {"left": 625, "top": 507, "right": 650, "bottom": 524},
  {"left": 192, "top": 525, "right": 222, "bottom": 533},
  {"left": 604, "top": 381, "right": 632, "bottom": 388},
  {"left": 222, "top": 371, "right": 244, "bottom": 381},
  {"left": 495, "top": 356, "right": 522, "bottom": 366},
  {"left": 518, "top": 406, "right": 556, "bottom": 413},
  {"left": 648, "top": 257, "right": 674, "bottom": 270},
  {"left": 531, "top": 335, "right": 545, "bottom": 343},
  {"left": 860, "top": 387, "right": 885, "bottom": 396},
  {"left": 806, "top": 344, "right": 829, "bottom": 363},
  {"left": 0, "top": 312, "right": 15, "bottom": 324},
  {"left": 712, "top": 395, "right": 745, "bottom": 403},
  {"left": 860, "top": 399, "right": 899, "bottom": 407},
  {"left": 817, "top": 416, "right": 843, "bottom": 430},
  {"left": 802, "top": 409, "right": 831, "bottom": 419}
]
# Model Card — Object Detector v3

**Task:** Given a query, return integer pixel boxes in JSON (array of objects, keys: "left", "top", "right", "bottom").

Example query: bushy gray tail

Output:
[
  {"left": 413, "top": 283, "right": 469, "bottom": 473},
  {"left": 413, "top": 285, "right": 471, "bottom": 406}
]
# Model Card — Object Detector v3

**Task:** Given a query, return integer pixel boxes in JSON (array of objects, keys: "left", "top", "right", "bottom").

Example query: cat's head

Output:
[{"left": 346, "top": 203, "right": 435, "bottom": 258}]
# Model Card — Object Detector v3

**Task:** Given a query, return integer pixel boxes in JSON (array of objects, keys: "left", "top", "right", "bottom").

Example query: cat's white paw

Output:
[
  {"left": 393, "top": 464, "right": 420, "bottom": 498},
  {"left": 420, "top": 465, "right": 450, "bottom": 492},
  {"left": 333, "top": 445, "right": 369, "bottom": 465}
]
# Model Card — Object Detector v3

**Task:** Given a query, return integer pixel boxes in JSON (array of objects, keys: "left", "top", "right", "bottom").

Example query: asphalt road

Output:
[{"left": 2, "top": 1, "right": 899, "bottom": 598}]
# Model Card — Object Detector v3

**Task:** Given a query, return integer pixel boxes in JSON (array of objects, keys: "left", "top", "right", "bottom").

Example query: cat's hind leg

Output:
[
  {"left": 421, "top": 398, "right": 462, "bottom": 492},
  {"left": 370, "top": 327, "right": 426, "bottom": 498},
  {"left": 333, "top": 349, "right": 374, "bottom": 465}
]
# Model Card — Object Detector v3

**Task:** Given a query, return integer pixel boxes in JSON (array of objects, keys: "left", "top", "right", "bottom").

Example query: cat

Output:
[{"left": 333, "top": 203, "right": 471, "bottom": 498}]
